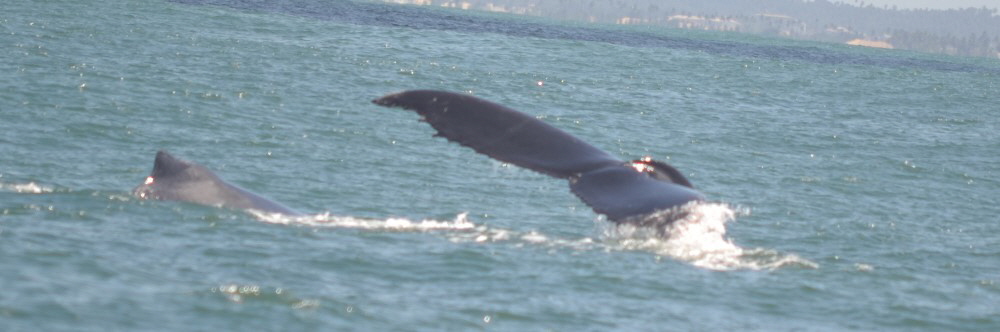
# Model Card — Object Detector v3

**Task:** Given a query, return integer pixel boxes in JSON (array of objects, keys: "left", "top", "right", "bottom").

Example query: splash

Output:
[{"left": 601, "top": 202, "right": 817, "bottom": 270}]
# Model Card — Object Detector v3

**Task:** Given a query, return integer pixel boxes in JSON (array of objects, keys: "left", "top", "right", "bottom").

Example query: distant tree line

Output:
[{"left": 384, "top": 0, "right": 1000, "bottom": 58}]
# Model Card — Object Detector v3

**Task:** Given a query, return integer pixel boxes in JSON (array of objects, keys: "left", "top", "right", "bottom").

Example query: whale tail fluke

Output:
[
  {"left": 374, "top": 90, "right": 706, "bottom": 223},
  {"left": 373, "top": 90, "right": 622, "bottom": 178}
]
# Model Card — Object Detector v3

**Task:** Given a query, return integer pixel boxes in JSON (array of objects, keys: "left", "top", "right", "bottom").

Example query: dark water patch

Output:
[{"left": 170, "top": 0, "right": 1000, "bottom": 74}]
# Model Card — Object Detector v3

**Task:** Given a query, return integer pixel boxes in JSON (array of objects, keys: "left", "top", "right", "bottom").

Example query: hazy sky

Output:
[{"left": 838, "top": 0, "right": 999, "bottom": 10}]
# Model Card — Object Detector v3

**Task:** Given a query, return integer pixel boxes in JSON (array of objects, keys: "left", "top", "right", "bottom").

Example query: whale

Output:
[
  {"left": 133, "top": 151, "right": 300, "bottom": 215},
  {"left": 372, "top": 90, "right": 705, "bottom": 223}
]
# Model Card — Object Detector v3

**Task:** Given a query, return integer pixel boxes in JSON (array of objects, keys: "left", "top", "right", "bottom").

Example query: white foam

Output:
[
  {"left": 250, "top": 211, "right": 477, "bottom": 232},
  {"left": 600, "top": 202, "right": 818, "bottom": 270},
  {"left": 249, "top": 203, "right": 816, "bottom": 271},
  {"left": 0, "top": 181, "right": 54, "bottom": 194}
]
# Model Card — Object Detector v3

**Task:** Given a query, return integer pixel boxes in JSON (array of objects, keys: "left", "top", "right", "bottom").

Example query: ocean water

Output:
[{"left": 2, "top": 0, "right": 999, "bottom": 330}]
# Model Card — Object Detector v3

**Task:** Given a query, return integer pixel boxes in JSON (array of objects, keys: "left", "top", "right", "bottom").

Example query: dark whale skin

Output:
[
  {"left": 133, "top": 151, "right": 299, "bottom": 215},
  {"left": 373, "top": 90, "right": 704, "bottom": 222}
]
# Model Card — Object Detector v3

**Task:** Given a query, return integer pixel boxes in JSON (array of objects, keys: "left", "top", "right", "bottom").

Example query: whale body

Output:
[
  {"left": 372, "top": 90, "right": 705, "bottom": 223},
  {"left": 133, "top": 151, "right": 299, "bottom": 215}
]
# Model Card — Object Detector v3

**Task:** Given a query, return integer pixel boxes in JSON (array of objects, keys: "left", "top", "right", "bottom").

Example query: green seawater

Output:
[{"left": 2, "top": 0, "right": 999, "bottom": 330}]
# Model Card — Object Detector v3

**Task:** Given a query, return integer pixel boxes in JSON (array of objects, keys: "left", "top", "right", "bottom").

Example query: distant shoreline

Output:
[{"left": 377, "top": 0, "right": 1000, "bottom": 59}]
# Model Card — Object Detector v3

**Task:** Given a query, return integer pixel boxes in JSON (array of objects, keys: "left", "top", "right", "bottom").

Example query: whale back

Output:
[{"left": 133, "top": 151, "right": 298, "bottom": 215}]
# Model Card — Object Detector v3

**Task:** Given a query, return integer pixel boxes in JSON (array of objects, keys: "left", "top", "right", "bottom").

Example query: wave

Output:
[
  {"left": 251, "top": 211, "right": 479, "bottom": 231},
  {"left": 172, "top": 0, "right": 999, "bottom": 74},
  {"left": 0, "top": 181, "right": 54, "bottom": 194},
  {"left": 3, "top": 180, "right": 814, "bottom": 270},
  {"left": 251, "top": 202, "right": 816, "bottom": 271}
]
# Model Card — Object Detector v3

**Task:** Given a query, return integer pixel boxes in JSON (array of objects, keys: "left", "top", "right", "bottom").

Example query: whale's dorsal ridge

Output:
[
  {"left": 134, "top": 151, "right": 299, "bottom": 215},
  {"left": 151, "top": 150, "right": 194, "bottom": 178}
]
